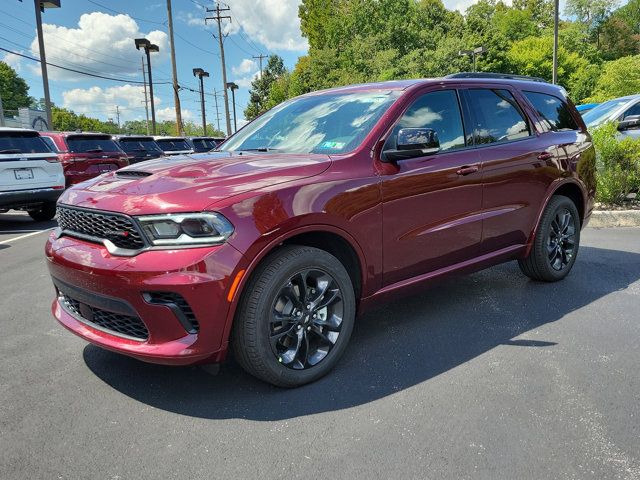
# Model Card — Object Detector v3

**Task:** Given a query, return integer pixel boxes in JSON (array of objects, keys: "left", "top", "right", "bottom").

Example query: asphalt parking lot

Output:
[{"left": 1, "top": 212, "right": 639, "bottom": 479}]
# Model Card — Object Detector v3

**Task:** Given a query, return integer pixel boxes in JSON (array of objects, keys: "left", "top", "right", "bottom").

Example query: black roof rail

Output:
[{"left": 445, "top": 72, "right": 548, "bottom": 83}]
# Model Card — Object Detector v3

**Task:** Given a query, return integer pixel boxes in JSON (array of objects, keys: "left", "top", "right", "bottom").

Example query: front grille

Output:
[
  {"left": 57, "top": 205, "right": 145, "bottom": 250},
  {"left": 60, "top": 294, "right": 149, "bottom": 340},
  {"left": 145, "top": 292, "right": 199, "bottom": 333}
]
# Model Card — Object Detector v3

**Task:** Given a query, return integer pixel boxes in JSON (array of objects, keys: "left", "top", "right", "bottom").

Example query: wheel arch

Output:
[
  {"left": 525, "top": 179, "right": 586, "bottom": 257},
  {"left": 220, "top": 225, "right": 368, "bottom": 351}
]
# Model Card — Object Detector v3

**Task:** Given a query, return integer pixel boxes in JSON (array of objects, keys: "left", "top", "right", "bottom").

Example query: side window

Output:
[
  {"left": 467, "top": 89, "right": 530, "bottom": 144},
  {"left": 623, "top": 102, "right": 640, "bottom": 119},
  {"left": 41, "top": 136, "right": 58, "bottom": 152},
  {"left": 524, "top": 91, "right": 579, "bottom": 131},
  {"left": 386, "top": 90, "right": 466, "bottom": 152}
]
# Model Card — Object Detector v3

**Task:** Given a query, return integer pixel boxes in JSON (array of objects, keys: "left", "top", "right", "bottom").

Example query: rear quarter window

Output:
[{"left": 524, "top": 91, "right": 579, "bottom": 131}]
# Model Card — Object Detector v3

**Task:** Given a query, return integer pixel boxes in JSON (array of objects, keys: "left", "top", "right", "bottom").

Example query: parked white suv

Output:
[{"left": 0, "top": 128, "right": 65, "bottom": 221}]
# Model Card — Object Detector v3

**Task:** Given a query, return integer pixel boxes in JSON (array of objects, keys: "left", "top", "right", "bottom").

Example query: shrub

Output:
[{"left": 591, "top": 122, "right": 640, "bottom": 204}]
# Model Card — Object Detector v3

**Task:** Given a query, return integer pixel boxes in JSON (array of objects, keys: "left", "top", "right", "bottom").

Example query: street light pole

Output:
[
  {"left": 458, "top": 46, "right": 487, "bottom": 73},
  {"left": 135, "top": 38, "right": 159, "bottom": 135},
  {"left": 193, "top": 68, "right": 209, "bottom": 135},
  {"left": 32, "top": 0, "right": 60, "bottom": 130},
  {"left": 552, "top": 0, "right": 559, "bottom": 84},
  {"left": 226, "top": 82, "right": 238, "bottom": 133}
]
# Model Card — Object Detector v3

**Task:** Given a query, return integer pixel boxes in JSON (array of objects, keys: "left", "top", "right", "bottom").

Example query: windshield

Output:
[
  {"left": 156, "top": 139, "right": 191, "bottom": 151},
  {"left": 66, "top": 136, "right": 121, "bottom": 153},
  {"left": 0, "top": 133, "right": 52, "bottom": 154},
  {"left": 219, "top": 91, "right": 401, "bottom": 154},
  {"left": 118, "top": 138, "right": 162, "bottom": 153},
  {"left": 582, "top": 99, "right": 630, "bottom": 127}
]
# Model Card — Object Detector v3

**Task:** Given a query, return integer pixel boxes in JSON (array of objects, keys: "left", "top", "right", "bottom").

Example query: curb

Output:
[{"left": 588, "top": 210, "right": 640, "bottom": 228}]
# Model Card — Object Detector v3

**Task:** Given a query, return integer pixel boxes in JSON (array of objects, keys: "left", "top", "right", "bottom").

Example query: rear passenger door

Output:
[{"left": 462, "top": 87, "right": 553, "bottom": 254}]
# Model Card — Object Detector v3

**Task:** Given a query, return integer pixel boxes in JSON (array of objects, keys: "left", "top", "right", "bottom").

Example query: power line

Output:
[
  {"left": 0, "top": 46, "right": 172, "bottom": 85},
  {"left": 85, "top": 0, "right": 167, "bottom": 26}
]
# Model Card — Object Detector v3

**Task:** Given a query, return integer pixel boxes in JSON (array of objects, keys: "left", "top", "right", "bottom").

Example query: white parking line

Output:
[{"left": 0, "top": 228, "right": 53, "bottom": 245}]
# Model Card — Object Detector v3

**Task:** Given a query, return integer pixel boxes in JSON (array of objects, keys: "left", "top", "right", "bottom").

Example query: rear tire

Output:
[
  {"left": 518, "top": 195, "right": 580, "bottom": 282},
  {"left": 232, "top": 245, "right": 356, "bottom": 387},
  {"left": 28, "top": 202, "right": 56, "bottom": 222}
]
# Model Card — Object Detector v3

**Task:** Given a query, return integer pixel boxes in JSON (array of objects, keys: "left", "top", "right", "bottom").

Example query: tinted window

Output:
[
  {"left": 156, "top": 139, "right": 191, "bottom": 151},
  {"left": 66, "top": 136, "right": 121, "bottom": 153},
  {"left": 582, "top": 98, "right": 628, "bottom": 127},
  {"left": 118, "top": 138, "right": 162, "bottom": 153},
  {"left": 623, "top": 102, "right": 640, "bottom": 119},
  {"left": 191, "top": 139, "right": 217, "bottom": 151},
  {"left": 385, "top": 90, "right": 466, "bottom": 152},
  {"left": 0, "top": 133, "right": 52, "bottom": 154},
  {"left": 467, "top": 89, "right": 530, "bottom": 144},
  {"left": 524, "top": 91, "right": 579, "bottom": 131},
  {"left": 41, "top": 136, "right": 58, "bottom": 152}
]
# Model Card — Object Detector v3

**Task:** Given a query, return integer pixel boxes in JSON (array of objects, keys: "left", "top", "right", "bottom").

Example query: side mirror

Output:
[
  {"left": 618, "top": 115, "right": 640, "bottom": 131},
  {"left": 382, "top": 128, "right": 440, "bottom": 162}
]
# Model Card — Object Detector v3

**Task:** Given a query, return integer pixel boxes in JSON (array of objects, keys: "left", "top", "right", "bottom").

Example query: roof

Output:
[
  {"left": 0, "top": 127, "right": 38, "bottom": 133},
  {"left": 304, "top": 73, "right": 561, "bottom": 97},
  {"left": 114, "top": 135, "right": 155, "bottom": 140},
  {"left": 42, "top": 131, "right": 112, "bottom": 137}
]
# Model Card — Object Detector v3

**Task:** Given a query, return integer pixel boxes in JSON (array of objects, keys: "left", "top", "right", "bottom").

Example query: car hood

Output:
[{"left": 59, "top": 151, "right": 331, "bottom": 215}]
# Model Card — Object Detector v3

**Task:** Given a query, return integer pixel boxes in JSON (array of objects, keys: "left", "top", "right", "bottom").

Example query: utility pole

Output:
[
  {"left": 213, "top": 88, "right": 221, "bottom": 133},
  {"left": 205, "top": 3, "right": 232, "bottom": 137},
  {"left": 252, "top": 53, "right": 268, "bottom": 79},
  {"left": 0, "top": 94, "right": 5, "bottom": 127},
  {"left": 32, "top": 0, "right": 61, "bottom": 130},
  {"left": 227, "top": 82, "right": 238, "bottom": 133},
  {"left": 193, "top": 68, "right": 209, "bottom": 135},
  {"left": 552, "top": 0, "right": 559, "bottom": 84},
  {"left": 115, "top": 105, "right": 120, "bottom": 130},
  {"left": 166, "top": 0, "right": 183, "bottom": 135},
  {"left": 141, "top": 57, "right": 150, "bottom": 135}
]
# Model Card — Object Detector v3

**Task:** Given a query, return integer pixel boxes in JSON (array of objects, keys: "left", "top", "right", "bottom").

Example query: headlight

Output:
[{"left": 135, "top": 212, "right": 234, "bottom": 246}]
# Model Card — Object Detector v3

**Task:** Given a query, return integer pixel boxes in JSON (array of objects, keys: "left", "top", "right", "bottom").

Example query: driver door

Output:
[{"left": 380, "top": 89, "right": 483, "bottom": 286}]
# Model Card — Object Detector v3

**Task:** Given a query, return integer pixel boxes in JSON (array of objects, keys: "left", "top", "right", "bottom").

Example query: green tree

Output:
[
  {"left": 244, "top": 55, "right": 287, "bottom": 121},
  {"left": 586, "top": 55, "right": 640, "bottom": 102},
  {"left": 0, "top": 61, "right": 33, "bottom": 113},
  {"left": 565, "top": 0, "right": 619, "bottom": 46}
]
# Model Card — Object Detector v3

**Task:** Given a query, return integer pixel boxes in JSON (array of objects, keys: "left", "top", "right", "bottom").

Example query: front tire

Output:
[
  {"left": 518, "top": 195, "right": 580, "bottom": 282},
  {"left": 232, "top": 246, "right": 356, "bottom": 387},
  {"left": 28, "top": 202, "right": 56, "bottom": 222}
]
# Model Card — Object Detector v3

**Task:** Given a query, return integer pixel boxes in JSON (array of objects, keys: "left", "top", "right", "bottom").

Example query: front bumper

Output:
[{"left": 46, "top": 232, "right": 245, "bottom": 365}]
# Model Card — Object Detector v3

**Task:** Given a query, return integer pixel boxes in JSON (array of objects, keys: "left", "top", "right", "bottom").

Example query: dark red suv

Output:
[
  {"left": 41, "top": 132, "right": 129, "bottom": 187},
  {"left": 46, "top": 74, "right": 596, "bottom": 387}
]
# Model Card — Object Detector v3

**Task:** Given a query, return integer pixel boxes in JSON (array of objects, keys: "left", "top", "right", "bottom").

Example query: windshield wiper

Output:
[
  {"left": 237, "top": 147, "right": 280, "bottom": 152},
  {"left": 0, "top": 149, "right": 22, "bottom": 154},
  {"left": 85, "top": 147, "right": 103, "bottom": 153}
]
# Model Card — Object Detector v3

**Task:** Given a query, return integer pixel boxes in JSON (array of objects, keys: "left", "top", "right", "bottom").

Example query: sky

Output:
[{"left": 0, "top": 0, "right": 589, "bottom": 129}]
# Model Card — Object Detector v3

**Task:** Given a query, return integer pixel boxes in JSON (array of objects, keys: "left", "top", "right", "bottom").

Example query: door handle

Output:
[
  {"left": 537, "top": 152, "right": 553, "bottom": 161},
  {"left": 456, "top": 165, "right": 479, "bottom": 176}
]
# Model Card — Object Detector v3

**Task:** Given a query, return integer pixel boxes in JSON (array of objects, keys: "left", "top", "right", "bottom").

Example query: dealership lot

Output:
[{"left": 1, "top": 215, "right": 639, "bottom": 479}]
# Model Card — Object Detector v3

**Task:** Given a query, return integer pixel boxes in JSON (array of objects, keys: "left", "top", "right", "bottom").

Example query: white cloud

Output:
[
  {"left": 444, "top": 0, "right": 512, "bottom": 12},
  {"left": 61, "top": 84, "right": 160, "bottom": 121},
  {"left": 234, "top": 71, "right": 260, "bottom": 89},
  {"left": 176, "top": 1, "right": 307, "bottom": 51},
  {"left": 2, "top": 51, "right": 23, "bottom": 73},
  {"left": 30, "top": 12, "right": 168, "bottom": 81},
  {"left": 232, "top": 58, "right": 257, "bottom": 76},
  {"left": 156, "top": 107, "right": 194, "bottom": 122}
]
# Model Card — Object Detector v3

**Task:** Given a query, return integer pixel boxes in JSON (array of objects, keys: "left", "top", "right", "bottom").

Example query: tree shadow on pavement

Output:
[{"left": 83, "top": 246, "right": 640, "bottom": 421}]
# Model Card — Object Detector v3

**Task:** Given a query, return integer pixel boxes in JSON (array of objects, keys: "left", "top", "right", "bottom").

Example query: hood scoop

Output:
[{"left": 116, "top": 170, "right": 153, "bottom": 178}]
